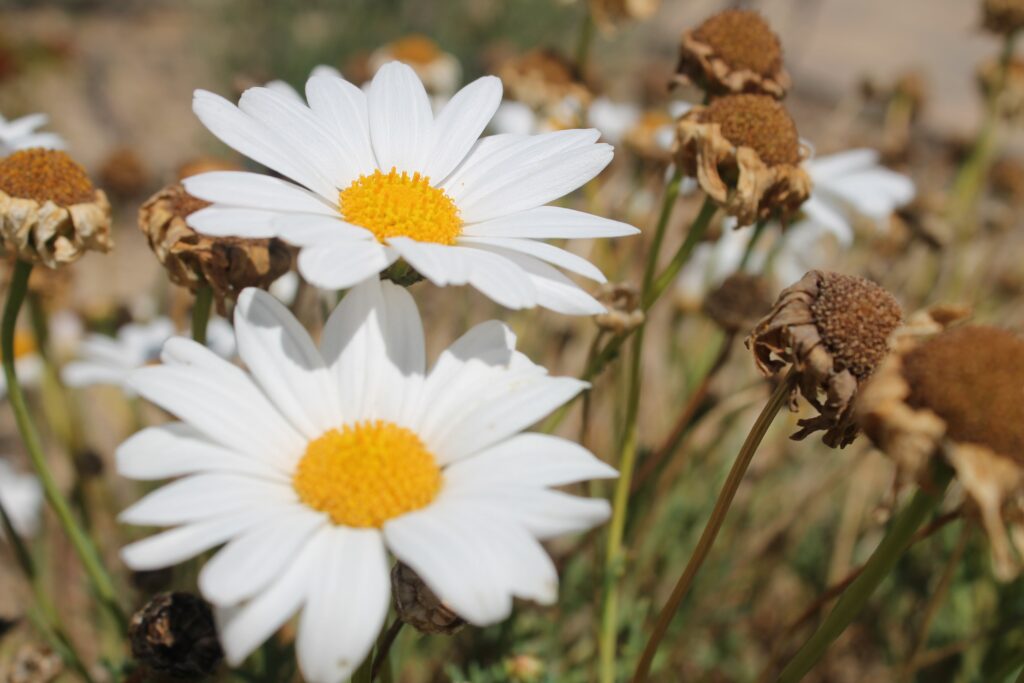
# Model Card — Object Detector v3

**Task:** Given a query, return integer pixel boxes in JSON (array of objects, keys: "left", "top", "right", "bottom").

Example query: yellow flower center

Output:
[
  {"left": 339, "top": 169, "right": 461, "bottom": 245},
  {"left": 292, "top": 420, "right": 442, "bottom": 528}
]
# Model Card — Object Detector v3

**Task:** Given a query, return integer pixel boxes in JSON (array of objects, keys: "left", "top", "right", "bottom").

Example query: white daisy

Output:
[
  {"left": 0, "top": 112, "right": 65, "bottom": 156},
  {"left": 799, "top": 148, "right": 915, "bottom": 244},
  {"left": 183, "top": 61, "right": 637, "bottom": 314},
  {"left": 587, "top": 97, "right": 641, "bottom": 146},
  {"left": 0, "top": 459, "right": 42, "bottom": 539},
  {"left": 62, "top": 317, "right": 235, "bottom": 393},
  {"left": 117, "top": 279, "right": 615, "bottom": 682}
]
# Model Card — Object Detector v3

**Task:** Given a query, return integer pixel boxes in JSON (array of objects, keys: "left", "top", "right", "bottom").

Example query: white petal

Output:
[
  {"left": 183, "top": 172, "right": 337, "bottom": 215},
  {"left": 367, "top": 62, "right": 434, "bottom": 174},
  {"left": 129, "top": 341, "right": 305, "bottom": 467},
  {"left": 192, "top": 90, "right": 332, "bottom": 197},
  {"left": 387, "top": 239, "right": 538, "bottom": 310},
  {"left": 461, "top": 206, "right": 638, "bottom": 239},
  {"left": 296, "top": 242, "right": 396, "bottom": 291},
  {"left": 201, "top": 509, "right": 326, "bottom": 606},
  {"left": 306, "top": 74, "right": 381, "bottom": 184},
  {"left": 476, "top": 248, "right": 605, "bottom": 315},
  {"left": 458, "top": 236, "right": 606, "bottom": 282},
  {"left": 215, "top": 528, "right": 325, "bottom": 666},
  {"left": 806, "top": 149, "right": 879, "bottom": 181},
  {"left": 443, "top": 433, "right": 617, "bottom": 489},
  {"left": 800, "top": 196, "right": 854, "bottom": 246},
  {"left": 423, "top": 76, "right": 502, "bottom": 183},
  {"left": 61, "top": 362, "right": 129, "bottom": 389},
  {"left": 276, "top": 215, "right": 375, "bottom": 248},
  {"left": 117, "top": 423, "right": 287, "bottom": 482},
  {"left": 296, "top": 528, "right": 390, "bottom": 683},
  {"left": 234, "top": 289, "right": 340, "bottom": 438},
  {"left": 441, "top": 486, "right": 611, "bottom": 539},
  {"left": 458, "top": 143, "right": 613, "bottom": 223},
  {"left": 119, "top": 474, "right": 295, "bottom": 527},
  {"left": 120, "top": 506, "right": 284, "bottom": 570},
  {"left": 187, "top": 207, "right": 281, "bottom": 239}
]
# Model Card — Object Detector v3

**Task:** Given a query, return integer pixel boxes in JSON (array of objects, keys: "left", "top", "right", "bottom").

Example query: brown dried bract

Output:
[
  {"left": 747, "top": 270, "right": 902, "bottom": 448},
  {"left": 675, "top": 96, "right": 811, "bottom": 227},
  {"left": 139, "top": 183, "right": 292, "bottom": 314},
  {"left": 857, "top": 320, "right": 1024, "bottom": 580},
  {"left": 391, "top": 562, "right": 465, "bottom": 635},
  {"left": 594, "top": 282, "right": 645, "bottom": 333},
  {"left": 674, "top": 10, "right": 790, "bottom": 98},
  {"left": 0, "top": 149, "right": 112, "bottom": 268},
  {"left": 983, "top": 0, "right": 1024, "bottom": 34}
]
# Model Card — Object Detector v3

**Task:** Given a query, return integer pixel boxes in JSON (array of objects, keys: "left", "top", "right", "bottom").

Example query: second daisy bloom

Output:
[{"left": 184, "top": 61, "right": 637, "bottom": 314}]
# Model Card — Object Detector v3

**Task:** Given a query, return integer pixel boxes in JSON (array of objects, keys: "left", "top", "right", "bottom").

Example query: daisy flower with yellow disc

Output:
[
  {"left": 117, "top": 278, "right": 616, "bottom": 682},
  {"left": 183, "top": 61, "right": 637, "bottom": 314}
]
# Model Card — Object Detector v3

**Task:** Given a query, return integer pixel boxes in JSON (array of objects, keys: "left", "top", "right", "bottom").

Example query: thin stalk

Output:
[
  {"left": 632, "top": 370, "right": 795, "bottom": 682},
  {"left": 775, "top": 467, "right": 954, "bottom": 683},
  {"left": 1016, "top": 664, "right": 1024, "bottom": 683},
  {"left": 191, "top": 284, "right": 213, "bottom": 345},
  {"left": 574, "top": 4, "right": 595, "bottom": 75},
  {"left": 2, "top": 260, "right": 126, "bottom": 630},
  {"left": 597, "top": 170, "right": 688, "bottom": 683},
  {"left": 645, "top": 198, "right": 718, "bottom": 309},
  {"left": 370, "top": 619, "right": 403, "bottom": 682},
  {"left": 738, "top": 220, "right": 769, "bottom": 271}
]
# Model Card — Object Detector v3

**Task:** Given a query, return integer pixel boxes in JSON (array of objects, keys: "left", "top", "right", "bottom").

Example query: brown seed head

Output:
[
  {"left": 902, "top": 326, "right": 1024, "bottom": 461},
  {"left": 693, "top": 10, "right": 783, "bottom": 78},
  {"left": 810, "top": 272, "right": 902, "bottom": 380},
  {"left": 703, "top": 272, "right": 773, "bottom": 334},
  {"left": 984, "top": 0, "right": 1024, "bottom": 34},
  {"left": 0, "top": 149, "right": 95, "bottom": 206},
  {"left": 128, "top": 592, "right": 222, "bottom": 678},
  {"left": 702, "top": 95, "right": 800, "bottom": 166}
]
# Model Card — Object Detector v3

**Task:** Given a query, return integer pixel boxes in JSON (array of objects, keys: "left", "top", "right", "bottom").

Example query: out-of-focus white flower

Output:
[
  {"left": 118, "top": 279, "right": 615, "bottom": 683},
  {"left": 799, "top": 149, "right": 916, "bottom": 244},
  {"left": 185, "top": 62, "right": 636, "bottom": 314},
  {"left": 0, "top": 113, "right": 65, "bottom": 156},
  {"left": 368, "top": 36, "right": 461, "bottom": 97},
  {"left": 269, "top": 271, "right": 300, "bottom": 306},
  {"left": 588, "top": 97, "right": 641, "bottom": 145},
  {"left": 0, "top": 459, "right": 42, "bottom": 539},
  {"left": 62, "top": 318, "right": 235, "bottom": 393}
]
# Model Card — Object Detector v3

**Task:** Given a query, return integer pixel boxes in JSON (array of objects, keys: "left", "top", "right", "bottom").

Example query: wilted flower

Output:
[
  {"left": 748, "top": 270, "right": 902, "bottom": 447},
  {"left": 498, "top": 48, "right": 591, "bottom": 111},
  {"left": 62, "top": 317, "right": 235, "bottom": 393},
  {"left": 0, "top": 148, "right": 112, "bottom": 268},
  {"left": 0, "top": 459, "right": 42, "bottom": 539},
  {"left": 702, "top": 272, "right": 773, "bottom": 334},
  {"left": 98, "top": 146, "right": 149, "bottom": 198},
  {"left": 369, "top": 35, "right": 461, "bottom": 97},
  {"left": 978, "top": 56, "right": 1024, "bottom": 123},
  {"left": 0, "top": 113, "right": 64, "bottom": 157},
  {"left": 391, "top": 562, "right": 465, "bottom": 635},
  {"left": 594, "top": 282, "right": 644, "bottom": 333},
  {"left": 184, "top": 62, "right": 635, "bottom": 313},
  {"left": 129, "top": 592, "right": 223, "bottom": 679},
  {"left": 676, "top": 94, "right": 811, "bottom": 226},
  {"left": 622, "top": 109, "right": 677, "bottom": 165},
  {"left": 674, "top": 10, "right": 790, "bottom": 98},
  {"left": 138, "top": 183, "right": 292, "bottom": 312},
  {"left": 982, "top": 0, "right": 1024, "bottom": 34},
  {"left": 117, "top": 279, "right": 616, "bottom": 683},
  {"left": 858, "top": 319, "right": 1024, "bottom": 579}
]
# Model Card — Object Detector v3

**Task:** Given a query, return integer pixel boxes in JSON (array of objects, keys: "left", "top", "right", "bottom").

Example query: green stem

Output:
[
  {"left": 191, "top": 285, "right": 213, "bottom": 345},
  {"left": 738, "top": 220, "right": 769, "bottom": 271},
  {"left": 2, "top": 260, "right": 126, "bottom": 631},
  {"left": 775, "top": 467, "right": 954, "bottom": 683},
  {"left": 370, "top": 619, "right": 402, "bottom": 682},
  {"left": 574, "top": 4, "right": 595, "bottom": 75},
  {"left": 645, "top": 197, "right": 718, "bottom": 310},
  {"left": 633, "top": 370, "right": 795, "bottom": 682}
]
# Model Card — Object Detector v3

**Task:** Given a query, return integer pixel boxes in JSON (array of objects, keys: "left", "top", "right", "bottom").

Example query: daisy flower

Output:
[
  {"left": 0, "top": 112, "right": 65, "bottom": 157},
  {"left": 0, "top": 459, "right": 42, "bottom": 539},
  {"left": 183, "top": 61, "right": 637, "bottom": 314},
  {"left": 117, "top": 278, "right": 615, "bottom": 682},
  {"left": 62, "top": 317, "right": 235, "bottom": 393}
]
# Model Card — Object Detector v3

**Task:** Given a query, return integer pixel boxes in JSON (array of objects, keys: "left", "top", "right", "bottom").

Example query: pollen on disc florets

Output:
[
  {"left": 703, "top": 94, "right": 801, "bottom": 166},
  {"left": 340, "top": 168, "right": 462, "bottom": 245},
  {"left": 901, "top": 326, "right": 1024, "bottom": 461},
  {"left": 810, "top": 272, "right": 903, "bottom": 380},
  {"left": 693, "top": 10, "right": 783, "bottom": 79},
  {"left": 0, "top": 148, "right": 95, "bottom": 206},
  {"left": 293, "top": 420, "right": 442, "bottom": 528}
]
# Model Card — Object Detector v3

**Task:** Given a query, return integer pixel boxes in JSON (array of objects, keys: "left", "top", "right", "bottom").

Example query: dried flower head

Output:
[
  {"left": 594, "top": 282, "right": 645, "bottom": 333},
  {"left": 129, "top": 592, "right": 223, "bottom": 678},
  {"left": 498, "top": 48, "right": 592, "bottom": 110},
  {"left": 703, "top": 272, "right": 773, "bottom": 334},
  {"left": 138, "top": 183, "right": 291, "bottom": 313},
  {"left": 858, "top": 320, "right": 1024, "bottom": 579},
  {"left": 0, "top": 148, "right": 112, "bottom": 268},
  {"left": 748, "top": 270, "right": 902, "bottom": 447},
  {"left": 978, "top": 57, "right": 1024, "bottom": 124},
  {"left": 7, "top": 644, "right": 62, "bottom": 683},
  {"left": 674, "top": 10, "right": 790, "bottom": 98},
  {"left": 99, "top": 146, "right": 149, "bottom": 198},
  {"left": 623, "top": 110, "right": 675, "bottom": 165},
  {"left": 983, "top": 0, "right": 1024, "bottom": 34},
  {"left": 676, "top": 95, "right": 811, "bottom": 226},
  {"left": 391, "top": 562, "right": 465, "bottom": 635},
  {"left": 589, "top": 0, "right": 661, "bottom": 29}
]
